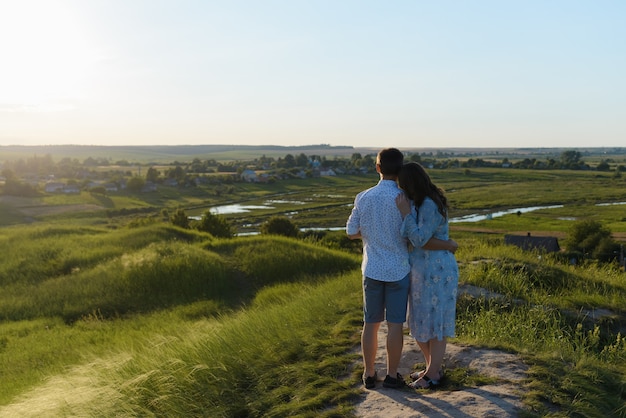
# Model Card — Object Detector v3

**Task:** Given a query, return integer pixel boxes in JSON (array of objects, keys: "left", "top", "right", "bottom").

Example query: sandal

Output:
[
  {"left": 410, "top": 368, "right": 445, "bottom": 381},
  {"left": 409, "top": 370, "right": 426, "bottom": 380},
  {"left": 408, "top": 375, "right": 441, "bottom": 390}
]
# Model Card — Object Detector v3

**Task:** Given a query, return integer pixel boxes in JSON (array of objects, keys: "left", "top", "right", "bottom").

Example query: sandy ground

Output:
[{"left": 353, "top": 323, "right": 529, "bottom": 418}]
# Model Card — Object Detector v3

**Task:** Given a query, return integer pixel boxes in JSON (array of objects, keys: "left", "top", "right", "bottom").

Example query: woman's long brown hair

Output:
[{"left": 397, "top": 162, "right": 448, "bottom": 218}]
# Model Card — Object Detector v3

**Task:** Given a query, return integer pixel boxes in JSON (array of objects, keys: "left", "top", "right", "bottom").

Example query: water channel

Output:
[
  {"left": 192, "top": 201, "right": 626, "bottom": 234},
  {"left": 448, "top": 205, "right": 564, "bottom": 223}
]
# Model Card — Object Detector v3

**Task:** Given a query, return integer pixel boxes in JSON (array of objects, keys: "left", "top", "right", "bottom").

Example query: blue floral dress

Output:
[{"left": 401, "top": 197, "right": 459, "bottom": 342}]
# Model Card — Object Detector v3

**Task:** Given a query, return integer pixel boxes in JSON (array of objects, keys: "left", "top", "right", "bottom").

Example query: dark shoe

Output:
[
  {"left": 408, "top": 375, "right": 441, "bottom": 390},
  {"left": 363, "top": 371, "right": 377, "bottom": 389},
  {"left": 382, "top": 373, "right": 406, "bottom": 389}
]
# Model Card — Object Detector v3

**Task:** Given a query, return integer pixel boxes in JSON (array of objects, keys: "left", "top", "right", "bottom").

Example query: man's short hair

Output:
[{"left": 377, "top": 148, "right": 404, "bottom": 176}]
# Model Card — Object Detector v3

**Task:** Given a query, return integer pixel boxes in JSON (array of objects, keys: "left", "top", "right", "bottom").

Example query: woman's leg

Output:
[
  {"left": 425, "top": 337, "right": 446, "bottom": 380},
  {"left": 410, "top": 338, "right": 446, "bottom": 388},
  {"left": 416, "top": 339, "right": 431, "bottom": 373}
]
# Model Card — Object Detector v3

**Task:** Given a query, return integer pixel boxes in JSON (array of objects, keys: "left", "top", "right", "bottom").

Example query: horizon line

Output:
[{"left": 2, "top": 144, "right": 625, "bottom": 150}]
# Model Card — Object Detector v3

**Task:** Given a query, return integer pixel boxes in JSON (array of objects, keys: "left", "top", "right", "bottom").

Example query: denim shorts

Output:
[{"left": 363, "top": 273, "right": 409, "bottom": 324}]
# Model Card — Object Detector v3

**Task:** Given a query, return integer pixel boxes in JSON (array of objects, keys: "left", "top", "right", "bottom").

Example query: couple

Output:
[{"left": 346, "top": 148, "right": 459, "bottom": 390}]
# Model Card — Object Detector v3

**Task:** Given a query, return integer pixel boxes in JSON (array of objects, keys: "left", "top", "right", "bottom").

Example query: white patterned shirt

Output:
[{"left": 346, "top": 179, "right": 410, "bottom": 282}]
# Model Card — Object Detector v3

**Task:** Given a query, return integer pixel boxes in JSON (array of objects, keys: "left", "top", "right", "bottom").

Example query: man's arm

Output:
[
  {"left": 422, "top": 237, "right": 458, "bottom": 253},
  {"left": 396, "top": 193, "right": 457, "bottom": 253}
]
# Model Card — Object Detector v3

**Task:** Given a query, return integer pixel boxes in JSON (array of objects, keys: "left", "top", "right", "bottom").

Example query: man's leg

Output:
[
  {"left": 362, "top": 321, "right": 381, "bottom": 378},
  {"left": 383, "top": 274, "right": 410, "bottom": 383},
  {"left": 386, "top": 321, "right": 404, "bottom": 377},
  {"left": 362, "top": 277, "right": 384, "bottom": 379}
]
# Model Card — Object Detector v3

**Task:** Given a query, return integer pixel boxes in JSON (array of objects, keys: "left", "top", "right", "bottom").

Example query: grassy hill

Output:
[{"left": 0, "top": 222, "right": 625, "bottom": 416}]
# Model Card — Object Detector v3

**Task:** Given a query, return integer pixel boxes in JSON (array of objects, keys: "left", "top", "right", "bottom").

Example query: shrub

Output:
[
  {"left": 126, "top": 176, "right": 145, "bottom": 193},
  {"left": 564, "top": 220, "right": 617, "bottom": 262},
  {"left": 592, "top": 237, "right": 621, "bottom": 262},
  {"left": 260, "top": 216, "right": 298, "bottom": 237},
  {"left": 170, "top": 208, "right": 190, "bottom": 229},
  {"left": 193, "top": 211, "right": 233, "bottom": 238},
  {"left": 303, "top": 230, "right": 363, "bottom": 254}
]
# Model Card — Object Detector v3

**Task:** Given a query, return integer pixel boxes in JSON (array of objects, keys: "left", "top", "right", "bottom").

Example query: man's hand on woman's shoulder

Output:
[{"left": 395, "top": 193, "right": 411, "bottom": 218}]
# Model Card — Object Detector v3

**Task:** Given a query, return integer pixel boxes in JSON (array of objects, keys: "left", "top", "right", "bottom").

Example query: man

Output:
[{"left": 346, "top": 148, "right": 455, "bottom": 390}]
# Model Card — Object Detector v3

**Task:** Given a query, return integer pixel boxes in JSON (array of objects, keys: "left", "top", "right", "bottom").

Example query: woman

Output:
[{"left": 395, "top": 162, "right": 459, "bottom": 389}]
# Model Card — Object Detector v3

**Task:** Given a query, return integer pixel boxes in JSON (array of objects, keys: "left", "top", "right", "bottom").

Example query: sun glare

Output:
[{"left": 0, "top": 1, "right": 95, "bottom": 111}]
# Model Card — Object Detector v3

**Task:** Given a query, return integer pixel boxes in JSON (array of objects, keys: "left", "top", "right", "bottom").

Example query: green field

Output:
[{"left": 2, "top": 167, "right": 625, "bottom": 238}]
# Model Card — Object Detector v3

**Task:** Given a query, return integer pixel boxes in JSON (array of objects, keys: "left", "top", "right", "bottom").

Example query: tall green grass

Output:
[
  {"left": 206, "top": 235, "right": 360, "bottom": 287},
  {"left": 75, "top": 277, "right": 363, "bottom": 417},
  {"left": 0, "top": 224, "right": 359, "bottom": 323},
  {"left": 460, "top": 240, "right": 626, "bottom": 312},
  {"left": 455, "top": 240, "right": 626, "bottom": 417},
  {"left": 2, "top": 242, "right": 231, "bottom": 322},
  {"left": 1, "top": 221, "right": 626, "bottom": 416},
  {"left": 0, "top": 224, "right": 205, "bottom": 286},
  {"left": 456, "top": 297, "right": 626, "bottom": 417},
  {"left": 0, "top": 224, "right": 362, "bottom": 411},
  {"left": 0, "top": 276, "right": 364, "bottom": 416}
]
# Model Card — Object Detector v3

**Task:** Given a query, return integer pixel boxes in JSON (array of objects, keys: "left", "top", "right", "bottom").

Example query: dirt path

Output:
[
  {"left": 0, "top": 356, "right": 127, "bottom": 418},
  {"left": 353, "top": 324, "right": 529, "bottom": 417}
]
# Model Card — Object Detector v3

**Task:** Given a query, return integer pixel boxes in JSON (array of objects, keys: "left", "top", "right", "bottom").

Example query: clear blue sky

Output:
[{"left": 1, "top": 0, "right": 625, "bottom": 148}]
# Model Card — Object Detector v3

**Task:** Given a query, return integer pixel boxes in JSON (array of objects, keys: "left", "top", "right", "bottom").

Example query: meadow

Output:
[
  {"left": 2, "top": 167, "right": 626, "bottom": 235},
  {"left": 1, "top": 163, "right": 625, "bottom": 416}
]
